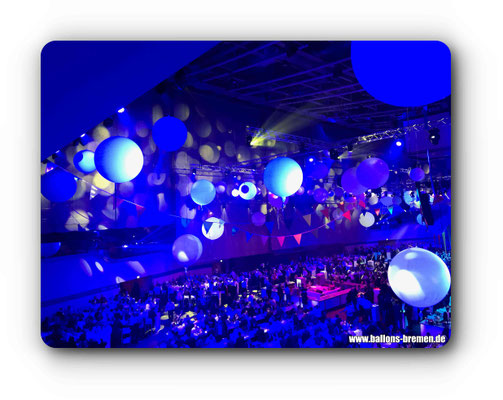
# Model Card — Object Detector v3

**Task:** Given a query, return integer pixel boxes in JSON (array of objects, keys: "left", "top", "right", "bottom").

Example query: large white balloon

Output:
[
  {"left": 264, "top": 157, "right": 303, "bottom": 198},
  {"left": 359, "top": 212, "right": 375, "bottom": 228},
  {"left": 172, "top": 234, "right": 203, "bottom": 264},
  {"left": 387, "top": 248, "right": 451, "bottom": 308},
  {"left": 202, "top": 217, "right": 225, "bottom": 240},
  {"left": 239, "top": 182, "right": 257, "bottom": 200}
]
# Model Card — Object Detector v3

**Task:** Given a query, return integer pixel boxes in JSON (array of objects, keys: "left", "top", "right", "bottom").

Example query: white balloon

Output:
[
  {"left": 368, "top": 193, "right": 379, "bottom": 205},
  {"left": 359, "top": 211, "right": 375, "bottom": 227},
  {"left": 239, "top": 182, "right": 257, "bottom": 200},
  {"left": 380, "top": 195, "right": 393, "bottom": 207},
  {"left": 202, "top": 217, "right": 225, "bottom": 240},
  {"left": 388, "top": 248, "right": 451, "bottom": 308}
]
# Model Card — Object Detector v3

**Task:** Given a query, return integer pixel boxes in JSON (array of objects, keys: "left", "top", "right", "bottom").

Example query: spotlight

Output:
[
  {"left": 429, "top": 128, "right": 440, "bottom": 145},
  {"left": 246, "top": 135, "right": 253, "bottom": 147},
  {"left": 192, "top": 168, "right": 197, "bottom": 176},
  {"left": 117, "top": 107, "right": 125, "bottom": 114},
  {"left": 347, "top": 142, "right": 353, "bottom": 153},
  {"left": 395, "top": 139, "right": 402, "bottom": 147},
  {"left": 308, "top": 157, "right": 314, "bottom": 163}
]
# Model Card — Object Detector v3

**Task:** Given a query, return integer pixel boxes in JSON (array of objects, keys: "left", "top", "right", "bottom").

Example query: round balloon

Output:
[
  {"left": 202, "top": 217, "right": 225, "bottom": 240},
  {"left": 296, "top": 186, "right": 305, "bottom": 195},
  {"left": 351, "top": 41, "right": 451, "bottom": 107},
  {"left": 263, "top": 157, "right": 303, "bottom": 198},
  {"left": 231, "top": 188, "right": 239, "bottom": 197},
  {"left": 251, "top": 211, "right": 266, "bottom": 227},
  {"left": 387, "top": 248, "right": 451, "bottom": 308},
  {"left": 417, "top": 214, "right": 425, "bottom": 225},
  {"left": 73, "top": 150, "right": 96, "bottom": 173},
  {"left": 333, "top": 208, "right": 343, "bottom": 220},
  {"left": 410, "top": 167, "right": 426, "bottom": 182},
  {"left": 403, "top": 191, "right": 415, "bottom": 205},
  {"left": 341, "top": 167, "right": 367, "bottom": 195},
  {"left": 368, "top": 192, "right": 379, "bottom": 205},
  {"left": 380, "top": 195, "right": 393, "bottom": 207},
  {"left": 359, "top": 212, "right": 375, "bottom": 228},
  {"left": 41, "top": 168, "right": 77, "bottom": 202},
  {"left": 313, "top": 187, "right": 328, "bottom": 203},
  {"left": 216, "top": 182, "right": 226, "bottom": 194},
  {"left": 392, "top": 196, "right": 402, "bottom": 206},
  {"left": 239, "top": 182, "right": 257, "bottom": 200},
  {"left": 152, "top": 116, "right": 188, "bottom": 152},
  {"left": 172, "top": 234, "right": 203, "bottom": 264},
  {"left": 333, "top": 187, "right": 344, "bottom": 199},
  {"left": 94, "top": 136, "right": 144, "bottom": 183},
  {"left": 305, "top": 161, "right": 329, "bottom": 180},
  {"left": 190, "top": 179, "right": 216, "bottom": 206},
  {"left": 41, "top": 242, "right": 61, "bottom": 258},
  {"left": 356, "top": 158, "right": 389, "bottom": 189}
]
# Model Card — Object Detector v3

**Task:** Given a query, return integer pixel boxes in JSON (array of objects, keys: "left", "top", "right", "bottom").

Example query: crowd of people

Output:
[{"left": 41, "top": 243, "right": 451, "bottom": 348}]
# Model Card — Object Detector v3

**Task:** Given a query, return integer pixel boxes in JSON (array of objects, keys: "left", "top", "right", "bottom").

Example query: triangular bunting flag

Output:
[
  {"left": 321, "top": 208, "right": 330, "bottom": 219},
  {"left": 293, "top": 234, "right": 302, "bottom": 245},
  {"left": 343, "top": 210, "right": 351, "bottom": 221},
  {"left": 202, "top": 221, "right": 213, "bottom": 234},
  {"left": 246, "top": 232, "right": 253, "bottom": 242},
  {"left": 303, "top": 214, "right": 312, "bottom": 226},
  {"left": 231, "top": 226, "right": 239, "bottom": 236},
  {"left": 181, "top": 218, "right": 191, "bottom": 228},
  {"left": 277, "top": 236, "right": 285, "bottom": 247},
  {"left": 311, "top": 229, "right": 319, "bottom": 238},
  {"left": 261, "top": 236, "right": 268, "bottom": 246},
  {"left": 359, "top": 200, "right": 366, "bottom": 208},
  {"left": 375, "top": 209, "right": 380, "bottom": 216},
  {"left": 136, "top": 205, "right": 145, "bottom": 217},
  {"left": 388, "top": 206, "right": 394, "bottom": 215},
  {"left": 265, "top": 221, "right": 274, "bottom": 234}
]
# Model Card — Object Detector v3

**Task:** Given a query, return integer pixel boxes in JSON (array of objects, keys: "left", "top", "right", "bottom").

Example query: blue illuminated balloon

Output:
[
  {"left": 190, "top": 179, "right": 216, "bottom": 206},
  {"left": 341, "top": 167, "right": 367, "bottom": 195},
  {"left": 351, "top": 41, "right": 451, "bottom": 107},
  {"left": 73, "top": 150, "right": 96, "bottom": 173},
  {"left": 388, "top": 248, "right": 451, "bottom": 308},
  {"left": 172, "top": 234, "right": 203, "bottom": 264},
  {"left": 94, "top": 136, "right": 144, "bottom": 183},
  {"left": 41, "top": 242, "right": 61, "bottom": 258},
  {"left": 356, "top": 158, "right": 389, "bottom": 189},
  {"left": 152, "top": 116, "right": 188, "bottom": 152},
  {"left": 409, "top": 167, "right": 426, "bottom": 182},
  {"left": 264, "top": 157, "right": 303, "bottom": 198},
  {"left": 313, "top": 187, "right": 328, "bottom": 203},
  {"left": 251, "top": 211, "right": 266, "bottom": 227},
  {"left": 239, "top": 182, "right": 257, "bottom": 200},
  {"left": 305, "top": 161, "right": 329, "bottom": 180},
  {"left": 41, "top": 168, "right": 77, "bottom": 202}
]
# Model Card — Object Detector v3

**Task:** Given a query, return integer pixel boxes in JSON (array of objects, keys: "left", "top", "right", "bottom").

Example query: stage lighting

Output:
[
  {"left": 246, "top": 135, "right": 253, "bottom": 147},
  {"left": 429, "top": 128, "right": 440, "bottom": 145},
  {"left": 395, "top": 139, "right": 402, "bottom": 147},
  {"left": 308, "top": 157, "right": 314, "bottom": 163},
  {"left": 117, "top": 107, "right": 125, "bottom": 114},
  {"left": 347, "top": 142, "right": 353, "bottom": 153}
]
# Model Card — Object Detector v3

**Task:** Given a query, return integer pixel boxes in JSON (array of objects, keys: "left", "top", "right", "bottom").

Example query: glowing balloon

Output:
[
  {"left": 410, "top": 167, "right": 426, "bottom": 182},
  {"left": 216, "top": 182, "right": 226, "bottom": 194},
  {"left": 190, "top": 179, "right": 216, "bottom": 206},
  {"left": 351, "top": 41, "right": 451, "bottom": 107},
  {"left": 231, "top": 188, "right": 239, "bottom": 197},
  {"left": 41, "top": 242, "right": 61, "bottom": 258},
  {"left": 41, "top": 168, "right": 77, "bottom": 202},
  {"left": 73, "top": 150, "right": 96, "bottom": 173},
  {"left": 403, "top": 191, "right": 415, "bottom": 205},
  {"left": 359, "top": 212, "right": 375, "bottom": 228},
  {"left": 417, "top": 214, "right": 425, "bottom": 225},
  {"left": 305, "top": 161, "right": 329, "bottom": 180},
  {"left": 172, "top": 234, "right": 203, "bottom": 264},
  {"left": 333, "top": 187, "right": 344, "bottom": 199},
  {"left": 313, "top": 187, "right": 328, "bottom": 203},
  {"left": 368, "top": 193, "right": 379, "bottom": 205},
  {"left": 264, "top": 157, "right": 303, "bottom": 198},
  {"left": 94, "top": 136, "right": 143, "bottom": 183},
  {"left": 380, "top": 195, "right": 393, "bottom": 207},
  {"left": 388, "top": 248, "right": 451, "bottom": 308},
  {"left": 152, "top": 116, "right": 188, "bottom": 152},
  {"left": 392, "top": 196, "right": 402, "bottom": 206},
  {"left": 333, "top": 208, "right": 343, "bottom": 220},
  {"left": 341, "top": 167, "right": 367, "bottom": 195},
  {"left": 239, "top": 182, "right": 257, "bottom": 200},
  {"left": 202, "top": 217, "right": 225, "bottom": 240},
  {"left": 356, "top": 158, "right": 389, "bottom": 189},
  {"left": 251, "top": 212, "right": 266, "bottom": 227},
  {"left": 296, "top": 186, "right": 305, "bottom": 195}
]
